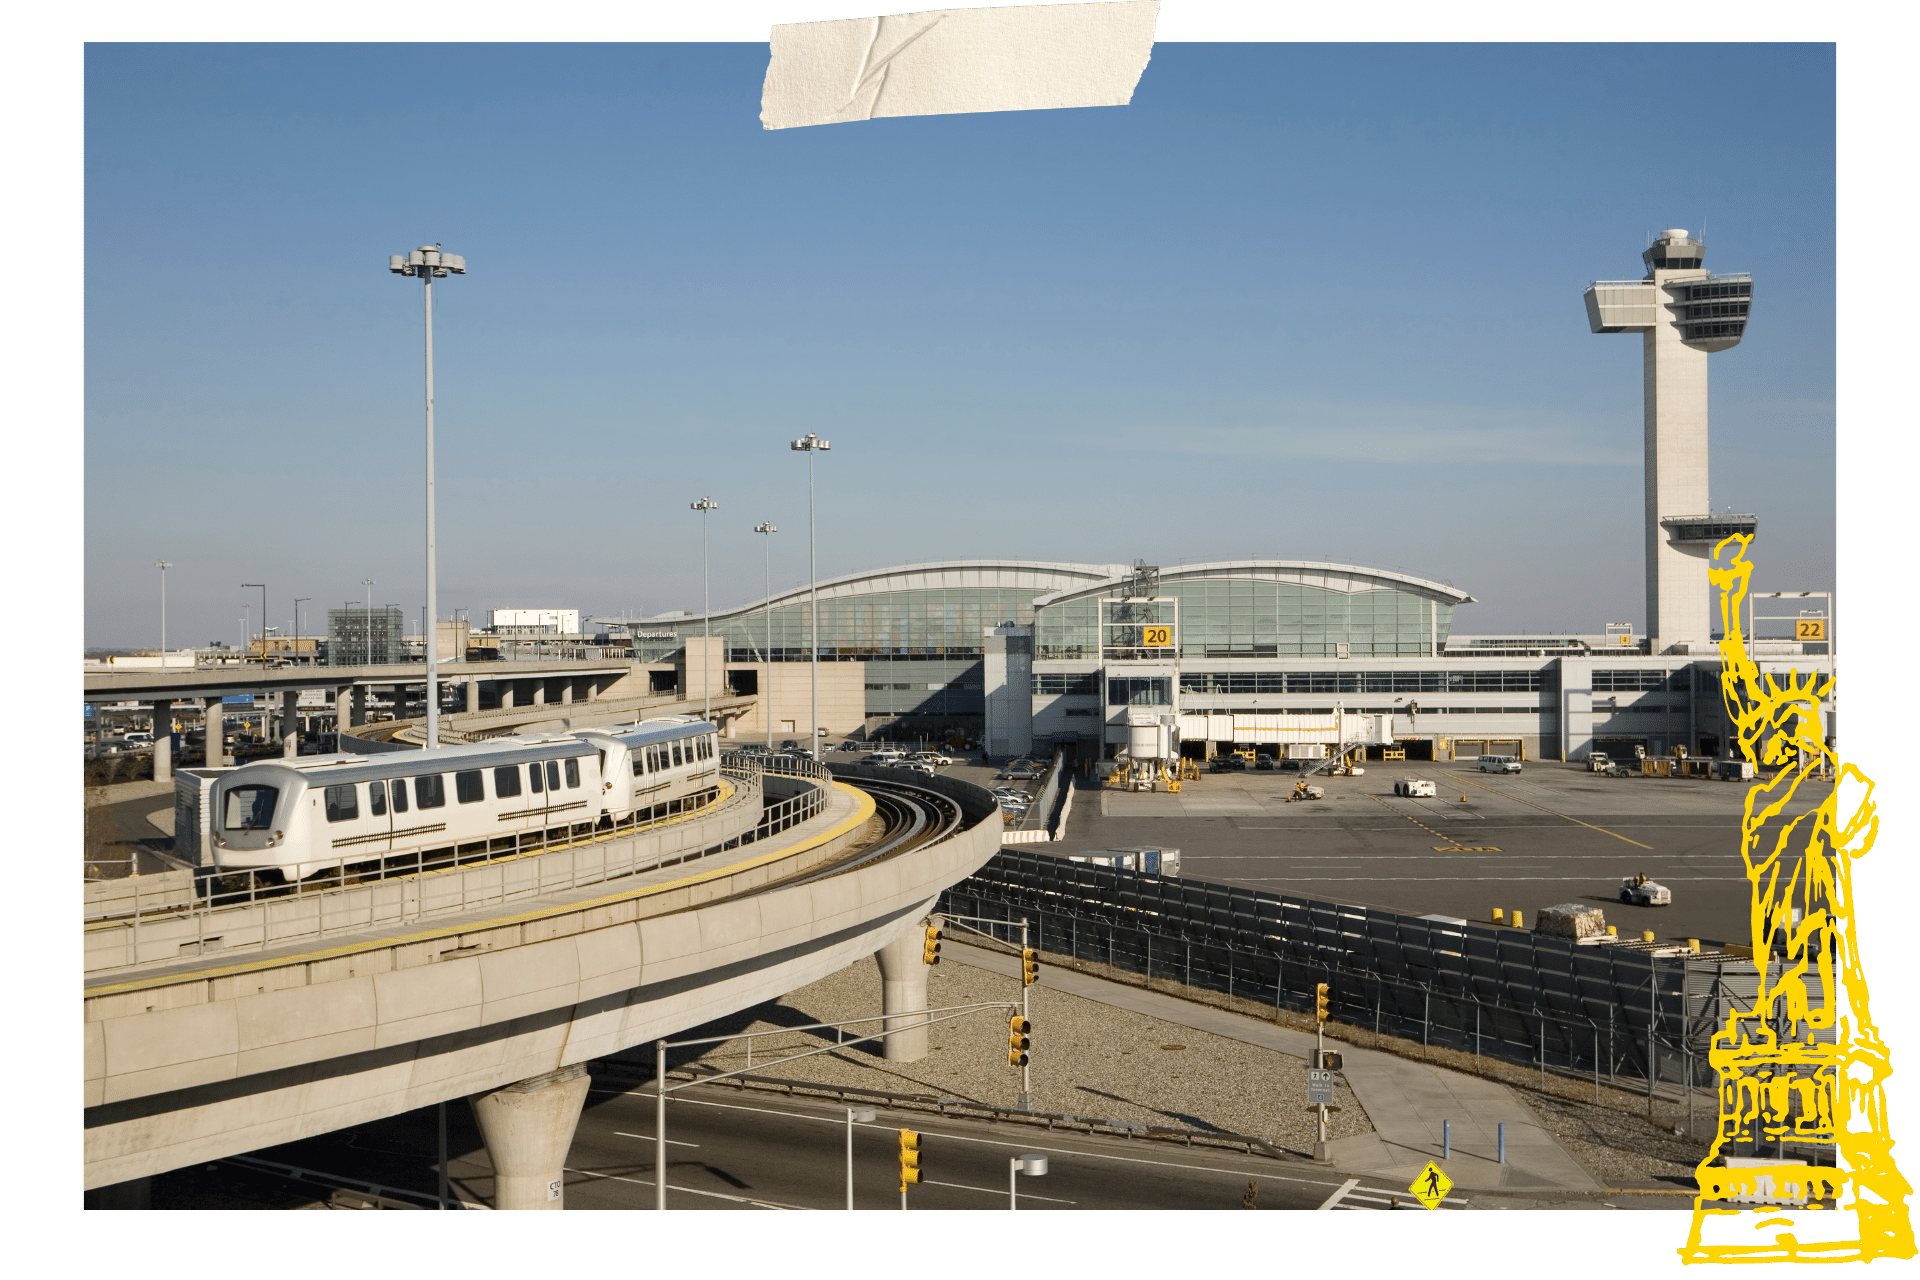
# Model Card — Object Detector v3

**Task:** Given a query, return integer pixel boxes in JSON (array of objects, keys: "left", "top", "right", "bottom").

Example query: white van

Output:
[{"left": 1477, "top": 754, "right": 1522, "bottom": 774}]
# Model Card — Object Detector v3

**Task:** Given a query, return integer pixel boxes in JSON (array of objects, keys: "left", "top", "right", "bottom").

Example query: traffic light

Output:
[
  {"left": 922, "top": 925, "right": 942, "bottom": 966},
  {"left": 1021, "top": 947, "right": 1040, "bottom": 987},
  {"left": 1315, "top": 983, "right": 1331, "bottom": 1024},
  {"left": 1008, "top": 1014, "right": 1032, "bottom": 1067},
  {"left": 898, "top": 1129, "right": 921, "bottom": 1192}
]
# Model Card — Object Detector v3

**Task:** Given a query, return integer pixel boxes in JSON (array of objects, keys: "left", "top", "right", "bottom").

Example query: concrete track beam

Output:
[
  {"left": 875, "top": 923, "right": 932, "bottom": 1062},
  {"left": 468, "top": 1064, "right": 590, "bottom": 1210}
]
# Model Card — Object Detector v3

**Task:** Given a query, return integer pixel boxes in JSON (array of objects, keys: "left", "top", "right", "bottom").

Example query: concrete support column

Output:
[
  {"left": 201, "top": 697, "right": 228, "bottom": 768},
  {"left": 84, "top": 1176, "right": 152, "bottom": 1209},
  {"left": 561, "top": 678, "right": 574, "bottom": 706},
  {"left": 150, "top": 700, "right": 173, "bottom": 783},
  {"left": 464, "top": 680, "right": 479, "bottom": 713},
  {"left": 530, "top": 679, "right": 545, "bottom": 706},
  {"left": 467, "top": 1064, "right": 591, "bottom": 1210},
  {"left": 280, "top": 690, "right": 300, "bottom": 757},
  {"left": 874, "top": 922, "right": 933, "bottom": 1062},
  {"left": 499, "top": 680, "right": 516, "bottom": 710},
  {"left": 350, "top": 684, "right": 367, "bottom": 727}
]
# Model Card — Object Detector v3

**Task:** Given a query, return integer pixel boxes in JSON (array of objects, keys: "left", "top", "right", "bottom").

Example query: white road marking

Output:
[
  {"left": 598, "top": 1090, "right": 1344, "bottom": 1190},
  {"left": 562, "top": 1165, "right": 803, "bottom": 1210},
  {"left": 922, "top": 1178, "right": 1076, "bottom": 1203},
  {"left": 614, "top": 1132, "right": 699, "bottom": 1147},
  {"left": 1316, "top": 1177, "right": 1360, "bottom": 1209}
]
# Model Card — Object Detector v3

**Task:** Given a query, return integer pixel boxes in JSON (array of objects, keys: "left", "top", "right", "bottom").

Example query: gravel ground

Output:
[{"left": 668, "top": 954, "right": 1371, "bottom": 1155}]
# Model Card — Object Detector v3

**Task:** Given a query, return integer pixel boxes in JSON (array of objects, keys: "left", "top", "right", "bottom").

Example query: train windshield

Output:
[{"left": 223, "top": 785, "right": 278, "bottom": 830}]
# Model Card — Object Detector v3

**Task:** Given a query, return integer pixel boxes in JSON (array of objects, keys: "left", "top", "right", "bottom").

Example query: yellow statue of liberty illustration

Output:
[{"left": 1684, "top": 535, "right": 1911, "bottom": 1261}]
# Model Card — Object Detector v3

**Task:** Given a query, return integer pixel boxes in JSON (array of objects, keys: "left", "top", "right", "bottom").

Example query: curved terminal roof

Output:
[
  {"left": 1033, "top": 560, "right": 1475, "bottom": 608},
  {"left": 642, "top": 560, "right": 1130, "bottom": 627}
]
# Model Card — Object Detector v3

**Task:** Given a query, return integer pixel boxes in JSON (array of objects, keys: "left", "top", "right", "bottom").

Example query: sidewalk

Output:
[{"left": 943, "top": 940, "right": 1603, "bottom": 1193}]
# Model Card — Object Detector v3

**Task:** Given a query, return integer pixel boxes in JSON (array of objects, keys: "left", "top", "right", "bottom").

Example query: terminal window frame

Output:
[
  {"left": 1033, "top": 672, "right": 1100, "bottom": 696},
  {"left": 1593, "top": 669, "right": 1678, "bottom": 692},
  {"left": 1108, "top": 676, "right": 1173, "bottom": 706}
]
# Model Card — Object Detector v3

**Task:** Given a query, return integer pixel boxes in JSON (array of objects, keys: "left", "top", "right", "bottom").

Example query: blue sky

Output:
[{"left": 83, "top": 41, "right": 1835, "bottom": 645}]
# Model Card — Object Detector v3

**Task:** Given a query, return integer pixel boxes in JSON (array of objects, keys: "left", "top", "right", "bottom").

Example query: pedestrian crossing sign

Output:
[{"left": 1407, "top": 1161, "right": 1453, "bottom": 1209}]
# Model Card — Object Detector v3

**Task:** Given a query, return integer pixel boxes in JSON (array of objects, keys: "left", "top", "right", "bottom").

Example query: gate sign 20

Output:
[{"left": 1142, "top": 626, "right": 1172, "bottom": 647}]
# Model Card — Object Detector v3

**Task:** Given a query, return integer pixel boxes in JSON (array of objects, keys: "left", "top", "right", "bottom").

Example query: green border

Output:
[{"left": 11, "top": 2, "right": 1904, "bottom": 1274}]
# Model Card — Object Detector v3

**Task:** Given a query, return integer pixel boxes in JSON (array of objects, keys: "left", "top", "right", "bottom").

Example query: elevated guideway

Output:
[{"left": 83, "top": 756, "right": 1004, "bottom": 1206}]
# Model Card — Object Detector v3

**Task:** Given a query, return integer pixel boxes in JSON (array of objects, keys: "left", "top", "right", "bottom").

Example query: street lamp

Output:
[
  {"left": 389, "top": 242, "right": 466, "bottom": 751},
  {"left": 243, "top": 584, "right": 266, "bottom": 659},
  {"left": 1009, "top": 1153, "right": 1048, "bottom": 1209},
  {"left": 155, "top": 562, "right": 172, "bottom": 668},
  {"left": 789, "top": 433, "right": 831, "bottom": 760},
  {"left": 362, "top": 579, "right": 375, "bottom": 667},
  {"left": 294, "top": 598, "right": 310, "bottom": 653},
  {"left": 690, "top": 497, "right": 720, "bottom": 725},
  {"left": 754, "top": 522, "right": 778, "bottom": 751},
  {"left": 846, "top": 1105, "right": 876, "bottom": 1209}
]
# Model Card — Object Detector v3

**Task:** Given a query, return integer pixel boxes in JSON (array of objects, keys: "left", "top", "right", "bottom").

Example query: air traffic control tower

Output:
[{"left": 1585, "top": 229, "right": 1756, "bottom": 654}]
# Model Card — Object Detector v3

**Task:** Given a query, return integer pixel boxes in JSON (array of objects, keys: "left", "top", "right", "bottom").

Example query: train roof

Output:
[{"left": 213, "top": 720, "right": 718, "bottom": 789}]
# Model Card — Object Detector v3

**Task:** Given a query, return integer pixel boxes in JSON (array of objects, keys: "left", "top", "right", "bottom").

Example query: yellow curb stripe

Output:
[{"left": 85, "top": 781, "right": 876, "bottom": 998}]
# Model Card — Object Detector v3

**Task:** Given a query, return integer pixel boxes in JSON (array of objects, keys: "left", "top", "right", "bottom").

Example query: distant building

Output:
[
  {"left": 490, "top": 607, "right": 581, "bottom": 635},
  {"left": 327, "top": 606, "right": 405, "bottom": 666}
]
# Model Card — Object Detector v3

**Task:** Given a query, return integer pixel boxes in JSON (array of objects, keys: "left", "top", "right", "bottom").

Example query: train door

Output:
[{"left": 316, "top": 778, "right": 381, "bottom": 875}]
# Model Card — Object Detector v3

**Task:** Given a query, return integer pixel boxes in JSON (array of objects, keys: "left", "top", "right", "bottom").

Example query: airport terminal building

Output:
[{"left": 629, "top": 556, "right": 1830, "bottom": 764}]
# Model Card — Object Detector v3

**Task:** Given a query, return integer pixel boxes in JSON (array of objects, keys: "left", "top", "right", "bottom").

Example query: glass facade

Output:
[
  {"left": 1038, "top": 578, "right": 1452, "bottom": 659},
  {"left": 1180, "top": 669, "right": 1553, "bottom": 694},
  {"left": 327, "top": 606, "right": 405, "bottom": 666}
]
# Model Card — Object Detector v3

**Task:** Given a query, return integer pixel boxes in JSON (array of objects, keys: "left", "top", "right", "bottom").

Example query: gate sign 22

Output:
[
  {"left": 1142, "top": 626, "right": 1172, "bottom": 647},
  {"left": 1796, "top": 619, "right": 1827, "bottom": 641}
]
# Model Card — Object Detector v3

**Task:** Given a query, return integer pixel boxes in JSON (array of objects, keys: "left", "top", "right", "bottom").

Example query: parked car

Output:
[
  {"left": 1278, "top": 759, "right": 1303, "bottom": 772},
  {"left": 909, "top": 751, "right": 954, "bottom": 766},
  {"left": 996, "top": 763, "right": 1043, "bottom": 780},
  {"left": 779, "top": 739, "right": 802, "bottom": 752},
  {"left": 898, "top": 761, "right": 937, "bottom": 776}
]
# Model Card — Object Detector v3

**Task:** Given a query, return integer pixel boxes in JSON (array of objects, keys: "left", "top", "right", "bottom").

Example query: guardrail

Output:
[
  {"left": 942, "top": 849, "right": 1767, "bottom": 1107},
  {"left": 84, "top": 766, "right": 838, "bottom": 971}
]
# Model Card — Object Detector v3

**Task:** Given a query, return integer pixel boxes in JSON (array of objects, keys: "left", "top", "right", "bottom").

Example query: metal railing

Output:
[
  {"left": 941, "top": 851, "right": 1766, "bottom": 1125},
  {"left": 86, "top": 766, "right": 839, "bottom": 972}
]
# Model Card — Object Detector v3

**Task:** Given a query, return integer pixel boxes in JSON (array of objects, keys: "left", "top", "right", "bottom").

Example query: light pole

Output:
[
  {"left": 241, "top": 604, "right": 250, "bottom": 656},
  {"left": 389, "top": 243, "right": 466, "bottom": 751},
  {"left": 294, "top": 598, "right": 310, "bottom": 653},
  {"left": 155, "top": 562, "right": 172, "bottom": 668},
  {"left": 846, "top": 1105, "right": 876, "bottom": 1209},
  {"left": 1009, "top": 1153, "right": 1048, "bottom": 1209},
  {"left": 243, "top": 584, "right": 266, "bottom": 659},
  {"left": 690, "top": 497, "right": 720, "bottom": 725},
  {"left": 361, "top": 579, "right": 375, "bottom": 667},
  {"left": 790, "top": 433, "right": 830, "bottom": 759},
  {"left": 754, "top": 522, "right": 778, "bottom": 751}
]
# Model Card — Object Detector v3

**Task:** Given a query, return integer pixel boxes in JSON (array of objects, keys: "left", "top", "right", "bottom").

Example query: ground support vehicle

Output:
[
  {"left": 1619, "top": 873, "right": 1672, "bottom": 906},
  {"left": 1392, "top": 777, "right": 1436, "bottom": 798}
]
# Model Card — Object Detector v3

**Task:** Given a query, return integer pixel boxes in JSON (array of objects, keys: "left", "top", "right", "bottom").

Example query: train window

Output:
[
  {"left": 369, "top": 780, "right": 388, "bottom": 816},
  {"left": 455, "top": 770, "right": 484, "bottom": 804},
  {"left": 417, "top": 775, "right": 446, "bottom": 808},
  {"left": 564, "top": 758, "right": 580, "bottom": 788},
  {"left": 392, "top": 778, "right": 410, "bottom": 813},
  {"left": 647, "top": 745, "right": 659, "bottom": 772},
  {"left": 671, "top": 741, "right": 684, "bottom": 768},
  {"left": 494, "top": 766, "right": 521, "bottom": 798},
  {"left": 529, "top": 762, "right": 544, "bottom": 793},
  {"left": 224, "top": 786, "right": 278, "bottom": 830},
  {"left": 323, "top": 784, "right": 358, "bottom": 823},
  {"left": 545, "top": 760, "right": 561, "bottom": 791}
]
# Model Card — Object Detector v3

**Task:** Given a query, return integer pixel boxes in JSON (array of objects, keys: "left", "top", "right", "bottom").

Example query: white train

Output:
[{"left": 200, "top": 718, "right": 721, "bottom": 886}]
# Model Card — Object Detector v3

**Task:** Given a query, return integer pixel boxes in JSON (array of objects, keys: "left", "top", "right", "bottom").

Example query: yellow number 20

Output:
[{"left": 1143, "top": 626, "right": 1172, "bottom": 647}]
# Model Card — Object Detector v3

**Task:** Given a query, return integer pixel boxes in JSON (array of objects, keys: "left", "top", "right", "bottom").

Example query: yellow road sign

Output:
[
  {"left": 1407, "top": 1161, "right": 1453, "bottom": 1209},
  {"left": 1142, "top": 625, "right": 1172, "bottom": 647}
]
